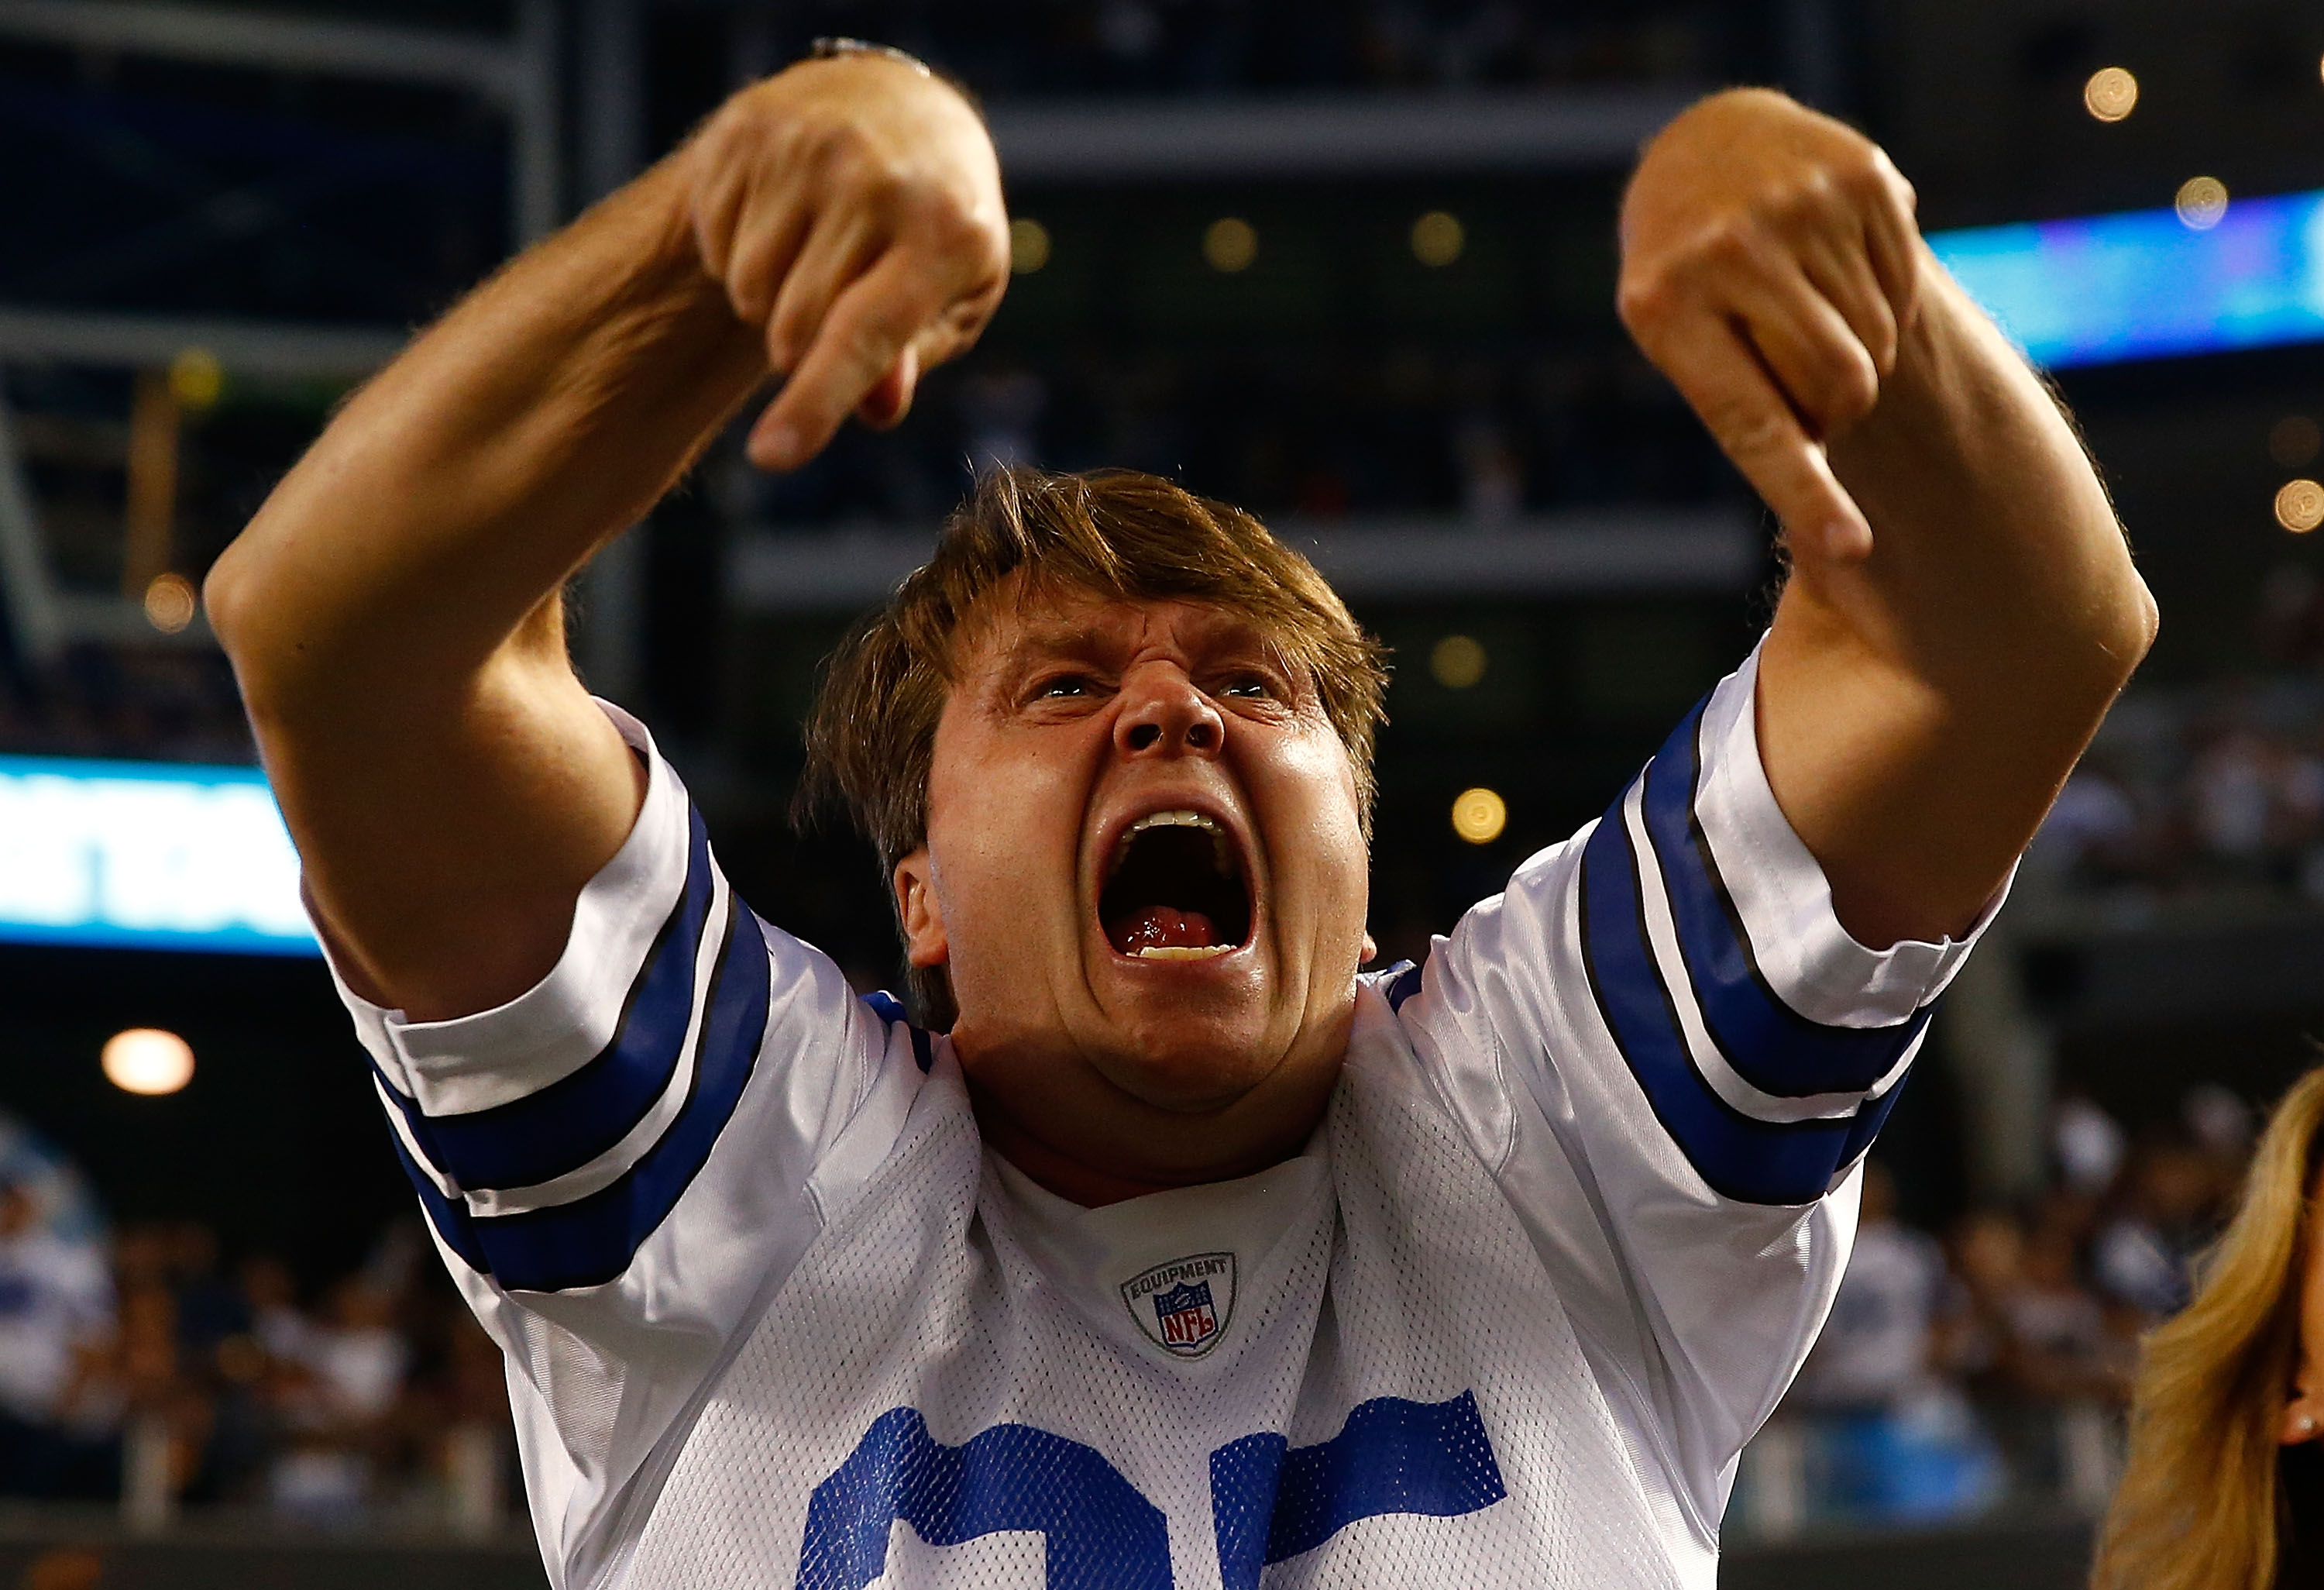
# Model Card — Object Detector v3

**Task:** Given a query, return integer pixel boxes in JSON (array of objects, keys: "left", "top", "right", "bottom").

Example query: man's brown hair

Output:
[{"left": 797, "top": 465, "right": 1391, "bottom": 1027}]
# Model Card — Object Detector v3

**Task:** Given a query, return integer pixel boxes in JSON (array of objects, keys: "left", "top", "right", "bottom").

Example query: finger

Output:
[
  {"left": 1644, "top": 307, "right": 1872, "bottom": 560},
  {"left": 1855, "top": 153, "right": 1923, "bottom": 327},
  {"left": 686, "top": 119, "right": 812, "bottom": 328},
  {"left": 854, "top": 342, "right": 921, "bottom": 431},
  {"left": 717, "top": 174, "right": 815, "bottom": 332},
  {"left": 1797, "top": 228, "right": 1900, "bottom": 382},
  {"left": 749, "top": 250, "right": 950, "bottom": 469},
  {"left": 760, "top": 208, "right": 885, "bottom": 375},
  {"left": 686, "top": 141, "right": 748, "bottom": 284},
  {"left": 1715, "top": 254, "right": 1883, "bottom": 439}
]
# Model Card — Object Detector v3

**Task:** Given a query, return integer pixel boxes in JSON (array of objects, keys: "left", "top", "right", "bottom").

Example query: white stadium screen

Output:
[{"left": 0, "top": 755, "right": 316, "bottom": 955}]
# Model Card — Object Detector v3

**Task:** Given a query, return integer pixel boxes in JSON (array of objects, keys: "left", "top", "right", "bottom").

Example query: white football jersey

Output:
[{"left": 329, "top": 643, "right": 1992, "bottom": 1590}]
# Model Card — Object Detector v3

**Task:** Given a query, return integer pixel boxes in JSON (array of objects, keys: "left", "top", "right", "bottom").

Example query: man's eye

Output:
[
  {"left": 1038, "top": 675, "right": 1094, "bottom": 699},
  {"left": 1221, "top": 677, "right": 1273, "bottom": 700}
]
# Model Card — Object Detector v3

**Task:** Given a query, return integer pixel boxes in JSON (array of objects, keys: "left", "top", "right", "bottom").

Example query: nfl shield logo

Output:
[
  {"left": 1153, "top": 1281, "right": 1218, "bottom": 1352},
  {"left": 1119, "top": 1251, "right": 1236, "bottom": 1359}
]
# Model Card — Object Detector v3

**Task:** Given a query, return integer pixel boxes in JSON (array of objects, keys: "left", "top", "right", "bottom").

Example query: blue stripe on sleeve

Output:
[
  {"left": 384, "top": 1127, "right": 491, "bottom": 1276},
  {"left": 1382, "top": 961, "right": 1423, "bottom": 1013},
  {"left": 1637, "top": 698, "right": 1930, "bottom": 1098},
  {"left": 462, "top": 890, "right": 773, "bottom": 1292},
  {"left": 1579, "top": 798, "right": 1902, "bottom": 1206},
  {"left": 375, "top": 805, "right": 720, "bottom": 1194}
]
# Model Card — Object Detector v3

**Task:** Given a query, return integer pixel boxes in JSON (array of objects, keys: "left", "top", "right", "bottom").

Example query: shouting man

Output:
[{"left": 206, "top": 46, "right": 2152, "bottom": 1590}]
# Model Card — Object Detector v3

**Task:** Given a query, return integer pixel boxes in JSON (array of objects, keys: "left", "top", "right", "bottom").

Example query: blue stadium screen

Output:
[
  {"left": 0, "top": 755, "right": 317, "bottom": 955},
  {"left": 1929, "top": 186, "right": 2324, "bottom": 369}
]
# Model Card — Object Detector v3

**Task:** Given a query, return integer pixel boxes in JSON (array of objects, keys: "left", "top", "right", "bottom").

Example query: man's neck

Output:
[{"left": 962, "top": 1070, "right": 1331, "bottom": 1209}]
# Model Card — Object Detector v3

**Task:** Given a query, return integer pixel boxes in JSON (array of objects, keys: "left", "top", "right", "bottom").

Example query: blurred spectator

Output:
[
  {"left": 2093, "top": 1134, "right": 2223, "bottom": 1323},
  {"left": 2023, "top": 767, "right": 2142, "bottom": 888},
  {"left": 0, "top": 1176, "right": 113, "bottom": 1496},
  {"left": 1795, "top": 1164, "right": 1953, "bottom": 1411},
  {"left": 1777, "top": 1165, "right": 2002, "bottom": 1524},
  {"left": 2052, "top": 1092, "right": 2129, "bottom": 1199}
]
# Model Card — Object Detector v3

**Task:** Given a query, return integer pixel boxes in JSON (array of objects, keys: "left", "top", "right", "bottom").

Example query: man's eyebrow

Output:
[{"left": 996, "top": 624, "right": 1114, "bottom": 667}]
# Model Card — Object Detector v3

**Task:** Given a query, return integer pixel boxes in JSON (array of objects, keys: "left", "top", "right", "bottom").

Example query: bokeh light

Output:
[
  {"left": 1450, "top": 787, "right": 1507, "bottom": 845},
  {"left": 143, "top": 572, "right": 197, "bottom": 633},
  {"left": 169, "top": 346, "right": 223, "bottom": 410},
  {"left": 2174, "top": 176, "right": 2229, "bottom": 231},
  {"left": 102, "top": 1028, "right": 194, "bottom": 1096},
  {"left": 1204, "top": 216, "right": 1257, "bottom": 273},
  {"left": 1411, "top": 210, "right": 1465, "bottom": 267},
  {"left": 2276, "top": 479, "right": 2324, "bottom": 533},
  {"left": 2082, "top": 67, "right": 2137, "bottom": 122},
  {"left": 1009, "top": 217, "right": 1051, "bottom": 275},
  {"left": 1430, "top": 634, "right": 1487, "bottom": 689},
  {"left": 2272, "top": 416, "right": 2322, "bottom": 468}
]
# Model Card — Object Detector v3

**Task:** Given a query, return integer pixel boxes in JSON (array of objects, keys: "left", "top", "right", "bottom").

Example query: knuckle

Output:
[
  {"left": 1827, "top": 356, "right": 1879, "bottom": 422},
  {"left": 1697, "top": 215, "right": 1759, "bottom": 266},
  {"left": 1615, "top": 272, "right": 1678, "bottom": 335},
  {"left": 1707, "top": 399, "right": 1792, "bottom": 461}
]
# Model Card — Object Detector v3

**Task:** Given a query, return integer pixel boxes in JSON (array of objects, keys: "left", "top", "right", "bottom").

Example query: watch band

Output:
[{"left": 808, "top": 37, "right": 933, "bottom": 77}]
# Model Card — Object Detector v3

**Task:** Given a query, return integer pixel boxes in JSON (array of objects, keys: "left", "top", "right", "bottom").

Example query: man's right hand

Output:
[
  {"left": 207, "top": 52, "right": 1009, "bottom": 1021},
  {"left": 685, "top": 55, "right": 1009, "bottom": 471},
  {"left": 688, "top": 56, "right": 1018, "bottom": 474}
]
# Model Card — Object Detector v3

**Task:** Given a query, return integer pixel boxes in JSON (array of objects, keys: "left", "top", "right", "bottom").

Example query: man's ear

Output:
[{"left": 894, "top": 848, "right": 948, "bottom": 969}]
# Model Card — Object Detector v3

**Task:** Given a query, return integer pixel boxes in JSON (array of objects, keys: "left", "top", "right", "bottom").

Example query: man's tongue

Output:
[{"left": 1109, "top": 905, "right": 1219, "bottom": 955}]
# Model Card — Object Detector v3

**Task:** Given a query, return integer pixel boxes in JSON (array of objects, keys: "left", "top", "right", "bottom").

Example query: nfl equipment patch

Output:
[{"left": 1119, "top": 1251, "right": 1236, "bottom": 1358}]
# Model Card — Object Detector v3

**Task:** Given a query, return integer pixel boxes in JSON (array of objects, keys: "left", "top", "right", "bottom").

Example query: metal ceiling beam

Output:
[
  {"left": 0, "top": 0, "right": 561, "bottom": 246},
  {"left": 727, "top": 508, "right": 1759, "bottom": 613},
  {"left": 986, "top": 88, "right": 1693, "bottom": 184},
  {"left": 0, "top": 306, "right": 404, "bottom": 380},
  {"left": 0, "top": 0, "right": 523, "bottom": 98},
  {"left": 0, "top": 308, "right": 404, "bottom": 664}
]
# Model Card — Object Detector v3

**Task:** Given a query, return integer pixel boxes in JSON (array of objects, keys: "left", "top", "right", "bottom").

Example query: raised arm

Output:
[
  {"left": 204, "top": 56, "right": 1008, "bottom": 1020},
  {"left": 1617, "top": 89, "right": 2156, "bottom": 948}
]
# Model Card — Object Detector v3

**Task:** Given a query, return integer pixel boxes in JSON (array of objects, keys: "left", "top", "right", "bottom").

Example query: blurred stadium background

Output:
[{"left": 2, "top": 1, "right": 2322, "bottom": 1585}]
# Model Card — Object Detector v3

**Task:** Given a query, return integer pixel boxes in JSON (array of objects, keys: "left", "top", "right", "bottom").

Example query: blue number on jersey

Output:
[
  {"left": 795, "top": 1406, "right": 1172, "bottom": 1590},
  {"left": 797, "top": 1392, "right": 1504, "bottom": 1589},
  {"left": 1209, "top": 1392, "right": 1507, "bottom": 1590}
]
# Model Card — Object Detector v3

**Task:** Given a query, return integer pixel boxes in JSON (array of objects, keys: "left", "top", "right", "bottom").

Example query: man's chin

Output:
[{"left": 1088, "top": 1027, "right": 1284, "bottom": 1117}]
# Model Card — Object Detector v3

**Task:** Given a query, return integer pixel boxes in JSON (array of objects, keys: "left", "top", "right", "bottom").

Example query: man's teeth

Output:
[
  {"left": 1120, "top": 809, "right": 1232, "bottom": 873},
  {"left": 1136, "top": 945, "right": 1234, "bottom": 960}
]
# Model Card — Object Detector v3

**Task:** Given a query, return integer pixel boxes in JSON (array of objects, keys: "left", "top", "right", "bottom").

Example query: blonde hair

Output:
[
  {"left": 797, "top": 465, "right": 1390, "bottom": 1028},
  {"left": 2093, "top": 1065, "right": 2324, "bottom": 1590}
]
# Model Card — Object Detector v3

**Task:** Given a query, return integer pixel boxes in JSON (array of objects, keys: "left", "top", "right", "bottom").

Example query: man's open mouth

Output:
[{"left": 1099, "top": 809, "right": 1253, "bottom": 960}]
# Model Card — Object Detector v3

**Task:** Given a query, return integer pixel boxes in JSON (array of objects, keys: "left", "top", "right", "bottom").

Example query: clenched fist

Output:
[
  {"left": 1618, "top": 89, "right": 1923, "bottom": 563},
  {"left": 684, "top": 54, "right": 1012, "bottom": 471}
]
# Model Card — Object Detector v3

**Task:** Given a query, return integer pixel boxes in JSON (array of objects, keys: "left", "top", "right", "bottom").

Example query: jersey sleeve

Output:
[
  {"left": 1391, "top": 639, "right": 2004, "bottom": 1547},
  {"left": 321, "top": 702, "right": 925, "bottom": 1590}
]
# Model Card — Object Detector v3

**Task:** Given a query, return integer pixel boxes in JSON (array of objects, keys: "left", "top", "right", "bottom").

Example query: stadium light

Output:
[
  {"left": 1204, "top": 217, "right": 1257, "bottom": 274},
  {"left": 1411, "top": 211, "right": 1465, "bottom": 267},
  {"left": 2175, "top": 177, "right": 2229, "bottom": 231},
  {"left": 2277, "top": 480, "right": 2324, "bottom": 534},
  {"left": 2271, "top": 416, "right": 2322, "bottom": 468},
  {"left": 102, "top": 1029, "right": 194, "bottom": 1096},
  {"left": 2082, "top": 67, "right": 2137, "bottom": 122},
  {"left": 1430, "top": 635, "right": 1487, "bottom": 689},
  {"left": 1451, "top": 788, "right": 1507, "bottom": 845},
  {"left": 1009, "top": 217, "right": 1051, "bottom": 275},
  {"left": 143, "top": 573, "right": 197, "bottom": 634}
]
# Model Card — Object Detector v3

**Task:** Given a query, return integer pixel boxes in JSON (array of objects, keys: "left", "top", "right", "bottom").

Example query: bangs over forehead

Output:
[{"left": 796, "top": 466, "right": 1391, "bottom": 1024}]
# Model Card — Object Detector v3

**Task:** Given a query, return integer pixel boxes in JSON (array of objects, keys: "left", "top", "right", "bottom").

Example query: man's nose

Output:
[{"left": 1116, "top": 666, "right": 1225, "bottom": 758}]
